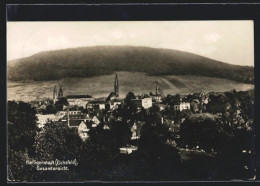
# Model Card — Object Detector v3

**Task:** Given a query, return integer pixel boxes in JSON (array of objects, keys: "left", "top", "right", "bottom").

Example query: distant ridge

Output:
[{"left": 8, "top": 46, "right": 254, "bottom": 83}]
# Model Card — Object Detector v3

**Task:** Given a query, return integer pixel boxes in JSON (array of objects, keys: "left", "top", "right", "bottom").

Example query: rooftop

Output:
[
  {"left": 36, "top": 114, "right": 56, "bottom": 120},
  {"left": 67, "top": 95, "right": 93, "bottom": 99}
]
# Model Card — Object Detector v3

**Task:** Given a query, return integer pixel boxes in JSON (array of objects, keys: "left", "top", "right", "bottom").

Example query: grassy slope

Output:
[{"left": 7, "top": 72, "right": 254, "bottom": 102}]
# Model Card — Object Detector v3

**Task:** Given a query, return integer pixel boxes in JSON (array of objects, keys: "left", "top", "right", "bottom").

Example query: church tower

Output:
[
  {"left": 156, "top": 82, "right": 160, "bottom": 96},
  {"left": 58, "top": 85, "right": 63, "bottom": 98},
  {"left": 53, "top": 85, "right": 58, "bottom": 104},
  {"left": 114, "top": 74, "right": 119, "bottom": 98}
]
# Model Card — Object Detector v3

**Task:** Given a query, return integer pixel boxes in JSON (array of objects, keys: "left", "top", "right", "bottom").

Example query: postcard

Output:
[{"left": 7, "top": 19, "right": 255, "bottom": 182}]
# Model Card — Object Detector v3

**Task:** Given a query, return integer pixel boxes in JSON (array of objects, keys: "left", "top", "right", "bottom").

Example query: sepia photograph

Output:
[{"left": 7, "top": 20, "right": 255, "bottom": 182}]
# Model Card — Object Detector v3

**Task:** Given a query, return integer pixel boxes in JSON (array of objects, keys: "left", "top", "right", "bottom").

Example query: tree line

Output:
[{"left": 8, "top": 46, "right": 254, "bottom": 84}]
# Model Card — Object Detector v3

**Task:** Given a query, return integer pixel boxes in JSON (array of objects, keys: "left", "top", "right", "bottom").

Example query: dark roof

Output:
[
  {"left": 69, "top": 120, "right": 82, "bottom": 127},
  {"left": 67, "top": 95, "right": 93, "bottom": 99},
  {"left": 143, "top": 94, "right": 151, "bottom": 98},
  {"left": 70, "top": 115, "right": 86, "bottom": 120},
  {"left": 110, "top": 99, "right": 122, "bottom": 103},
  {"left": 106, "top": 92, "right": 117, "bottom": 101},
  {"left": 62, "top": 114, "right": 86, "bottom": 120},
  {"left": 90, "top": 100, "right": 106, "bottom": 104}
]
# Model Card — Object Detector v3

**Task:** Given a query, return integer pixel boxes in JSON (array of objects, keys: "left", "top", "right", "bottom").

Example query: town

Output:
[
  {"left": 30, "top": 74, "right": 253, "bottom": 153},
  {"left": 8, "top": 73, "right": 255, "bottom": 181},
  {"left": 34, "top": 75, "right": 203, "bottom": 143}
]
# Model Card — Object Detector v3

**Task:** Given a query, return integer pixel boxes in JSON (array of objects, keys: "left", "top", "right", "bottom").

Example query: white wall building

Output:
[
  {"left": 91, "top": 116, "right": 100, "bottom": 127},
  {"left": 56, "top": 110, "right": 83, "bottom": 120},
  {"left": 78, "top": 121, "right": 89, "bottom": 141},
  {"left": 119, "top": 146, "right": 138, "bottom": 154},
  {"left": 142, "top": 97, "right": 153, "bottom": 109},
  {"left": 67, "top": 95, "right": 95, "bottom": 108},
  {"left": 36, "top": 114, "right": 57, "bottom": 128},
  {"left": 174, "top": 102, "right": 191, "bottom": 111}
]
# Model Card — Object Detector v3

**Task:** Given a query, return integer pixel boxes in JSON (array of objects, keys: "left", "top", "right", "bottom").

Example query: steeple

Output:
[
  {"left": 58, "top": 85, "right": 63, "bottom": 98},
  {"left": 156, "top": 82, "right": 160, "bottom": 95},
  {"left": 53, "top": 85, "right": 57, "bottom": 104},
  {"left": 114, "top": 74, "right": 119, "bottom": 97}
]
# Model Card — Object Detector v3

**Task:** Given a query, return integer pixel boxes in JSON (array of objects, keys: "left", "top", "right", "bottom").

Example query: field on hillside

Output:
[{"left": 7, "top": 72, "right": 254, "bottom": 102}]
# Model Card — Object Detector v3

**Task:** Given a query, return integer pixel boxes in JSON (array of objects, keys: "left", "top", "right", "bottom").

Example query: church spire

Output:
[
  {"left": 114, "top": 74, "right": 119, "bottom": 97},
  {"left": 58, "top": 85, "right": 63, "bottom": 98},
  {"left": 156, "top": 81, "right": 160, "bottom": 95},
  {"left": 53, "top": 85, "right": 57, "bottom": 104}
]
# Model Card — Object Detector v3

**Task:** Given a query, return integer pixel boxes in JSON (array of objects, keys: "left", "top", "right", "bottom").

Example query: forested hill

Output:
[{"left": 8, "top": 46, "right": 254, "bottom": 83}]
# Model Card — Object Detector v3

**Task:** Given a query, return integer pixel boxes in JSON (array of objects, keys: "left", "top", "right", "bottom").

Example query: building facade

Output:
[
  {"left": 67, "top": 95, "right": 95, "bottom": 108},
  {"left": 174, "top": 102, "right": 191, "bottom": 111}
]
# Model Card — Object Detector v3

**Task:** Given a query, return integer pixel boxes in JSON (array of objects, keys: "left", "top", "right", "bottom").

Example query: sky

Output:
[{"left": 7, "top": 21, "right": 254, "bottom": 66}]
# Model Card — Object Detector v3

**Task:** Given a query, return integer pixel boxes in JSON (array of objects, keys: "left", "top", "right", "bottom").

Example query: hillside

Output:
[
  {"left": 7, "top": 46, "right": 254, "bottom": 83},
  {"left": 7, "top": 72, "right": 254, "bottom": 102}
]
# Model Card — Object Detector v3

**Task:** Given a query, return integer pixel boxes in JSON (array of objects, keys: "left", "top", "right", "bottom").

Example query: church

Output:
[
  {"left": 53, "top": 85, "right": 63, "bottom": 104},
  {"left": 52, "top": 74, "right": 120, "bottom": 108},
  {"left": 150, "top": 81, "right": 162, "bottom": 103},
  {"left": 106, "top": 74, "right": 119, "bottom": 101}
]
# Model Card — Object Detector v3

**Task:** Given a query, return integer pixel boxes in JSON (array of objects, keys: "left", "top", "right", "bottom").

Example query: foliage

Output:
[
  {"left": 178, "top": 89, "right": 255, "bottom": 180},
  {"left": 132, "top": 107, "right": 182, "bottom": 180},
  {"left": 162, "top": 94, "right": 181, "bottom": 105},
  {"left": 8, "top": 101, "right": 39, "bottom": 153},
  {"left": 8, "top": 46, "right": 254, "bottom": 83},
  {"left": 8, "top": 101, "right": 39, "bottom": 181},
  {"left": 34, "top": 122, "right": 82, "bottom": 160},
  {"left": 77, "top": 123, "right": 123, "bottom": 180},
  {"left": 43, "top": 104, "right": 56, "bottom": 114}
]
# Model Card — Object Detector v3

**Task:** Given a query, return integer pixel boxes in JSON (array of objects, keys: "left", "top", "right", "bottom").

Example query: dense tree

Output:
[
  {"left": 206, "top": 94, "right": 229, "bottom": 114},
  {"left": 8, "top": 101, "right": 39, "bottom": 152},
  {"left": 179, "top": 114, "right": 220, "bottom": 151},
  {"left": 77, "top": 123, "right": 122, "bottom": 180},
  {"left": 33, "top": 121, "right": 82, "bottom": 181},
  {"left": 8, "top": 46, "right": 254, "bottom": 84},
  {"left": 8, "top": 101, "right": 39, "bottom": 181},
  {"left": 43, "top": 104, "right": 56, "bottom": 114},
  {"left": 34, "top": 122, "right": 82, "bottom": 160},
  {"left": 163, "top": 94, "right": 181, "bottom": 105},
  {"left": 132, "top": 106, "right": 182, "bottom": 180}
]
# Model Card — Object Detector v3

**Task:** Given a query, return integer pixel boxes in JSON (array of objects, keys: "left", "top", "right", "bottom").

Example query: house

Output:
[
  {"left": 78, "top": 121, "right": 89, "bottom": 141},
  {"left": 119, "top": 145, "right": 138, "bottom": 154},
  {"left": 174, "top": 102, "right": 190, "bottom": 111},
  {"left": 134, "top": 95, "right": 153, "bottom": 110},
  {"left": 131, "top": 121, "right": 145, "bottom": 140},
  {"left": 142, "top": 97, "right": 153, "bottom": 109},
  {"left": 109, "top": 99, "right": 122, "bottom": 110},
  {"left": 60, "top": 111, "right": 87, "bottom": 127},
  {"left": 56, "top": 110, "right": 83, "bottom": 120},
  {"left": 157, "top": 103, "right": 167, "bottom": 111},
  {"left": 67, "top": 95, "right": 95, "bottom": 108},
  {"left": 190, "top": 99, "right": 200, "bottom": 113},
  {"left": 36, "top": 114, "right": 58, "bottom": 128},
  {"left": 193, "top": 91, "right": 209, "bottom": 104},
  {"left": 89, "top": 100, "right": 107, "bottom": 110},
  {"left": 86, "top": 115, "right": 101, "bottom": 127},
  {"left": 103, "top": 124, "right": 110, "bottom": 130}
]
